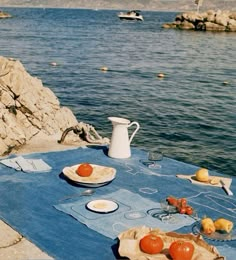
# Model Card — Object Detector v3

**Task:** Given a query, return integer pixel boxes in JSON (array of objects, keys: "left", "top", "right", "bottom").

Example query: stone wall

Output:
[
  {"left": 0, "top": 56, "right": 81, "bottom": 155},
  {"left": 163, "top": 10, "right": 236, "bottom": 32}
]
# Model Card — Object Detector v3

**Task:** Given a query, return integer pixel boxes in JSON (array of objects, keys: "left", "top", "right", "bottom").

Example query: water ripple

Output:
[{"left": 0, "top": 8, "right": 235, "bottom": 175}]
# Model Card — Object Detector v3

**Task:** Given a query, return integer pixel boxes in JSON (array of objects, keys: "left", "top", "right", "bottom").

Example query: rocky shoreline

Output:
[
  {"left": 0, "top": 10, "right": 11, "bottom": 18},
  {"left": 163, "top": 10, "right": 236, "bottom": 32},
  {"left": 0, "top": 56, "right": 108, "bottom": 156}
]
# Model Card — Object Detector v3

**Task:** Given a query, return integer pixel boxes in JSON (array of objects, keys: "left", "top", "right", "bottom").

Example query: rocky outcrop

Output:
[
  {"left": 0, "top": 56, "right": 106, "bottom": 156},
  {"left": 163, "top": 10, "right": 236, "bottom": 32},
  {"left": 0, "top": 11, "right": 11, "bottom": 18}
]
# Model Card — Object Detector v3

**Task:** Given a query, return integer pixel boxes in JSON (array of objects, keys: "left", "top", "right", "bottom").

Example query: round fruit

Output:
[
  {"left": 201, "top": 217, "right": 216, "bottom": 235},
  {"left": 178, "top": 207, "right": 186, "bottom": 214},
  {"left": 185, "top": 206, "right": 193, "bottom": 215},
  {"left": 195, "top": 168, "right": 209, "bottom": 182},
  {"left": 76, "top": 163, "right": 93, "bottom": 177},
  {"left": 167, "top": 196, "right": 178, "bottom": 207},
  {"left": 139, "top": 234, "right": 164, "bottom": 254},
  {"left": 169, "top": 240, "right": 194, "bottom": 260}
]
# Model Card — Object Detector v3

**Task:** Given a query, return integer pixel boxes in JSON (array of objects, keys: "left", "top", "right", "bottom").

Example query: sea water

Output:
[{"left": 0, "top": 8, "right": 235, "bottom": 176}]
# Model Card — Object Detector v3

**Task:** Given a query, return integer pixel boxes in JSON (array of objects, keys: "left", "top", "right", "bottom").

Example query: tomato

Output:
[
  {"left": 166, "top": 196, "right": 195, "bottom": 216},
  {"left": 180, "top": 198, "right": 187, "bottom": 207},
  {"left": 178, "top": 207, "right": 186, "bottom": 214},
  {"left": 167, "top": 196, "right": 178, "bottom": 207},
  {"left": 139, "top": 234, "right": 164, "bottom": 254},
  {"left": 169, "top": 240, "right": 194, "bottom": 260},
  {"left": 186, "top": 206, "right": 193, "bottom": 215},
  {"left": 76, "top": 163, "right": 93, "bottom": 177}
]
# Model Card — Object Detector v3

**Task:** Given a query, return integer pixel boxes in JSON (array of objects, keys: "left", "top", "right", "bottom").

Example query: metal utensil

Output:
[
  {"left": 59, "top": 189, "right": 95, "bottom": 202},
  {"left": 220, "top": 180, "right": 233, "bottom": 196}
]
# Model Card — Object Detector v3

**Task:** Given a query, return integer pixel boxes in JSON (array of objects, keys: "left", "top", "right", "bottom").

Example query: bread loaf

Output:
[
  {"left": 214, "top": 218, "right": 233, "bottom": 233},
  {"left": 195, "top": 168, "right": 209, "bottom": 182},
  {"left": 201, "top": 217, "right": 215, "bottom": 235}
]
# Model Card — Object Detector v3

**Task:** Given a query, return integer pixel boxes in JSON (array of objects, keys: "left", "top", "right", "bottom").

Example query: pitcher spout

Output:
[{"left": 108, "top": 117, "right": 130, "bottom": 125}]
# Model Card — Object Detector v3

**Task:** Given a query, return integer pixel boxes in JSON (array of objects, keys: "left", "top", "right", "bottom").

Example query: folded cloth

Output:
[
  {"left": 0, "top": 156, "right": 52, "bottom": 173},
  {"left": 176, "top": 174, "right": 232, "bottom": 188},
  {"left": 118, "top": 226, "right": 223, "bottom": 260},
  {"left": 54, "top": 189, "right": 196, "bottom": 239}
]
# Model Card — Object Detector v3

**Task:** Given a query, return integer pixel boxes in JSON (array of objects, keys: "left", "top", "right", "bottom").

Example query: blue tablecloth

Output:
[
  {"left": 0, "top": 146, "right": 235, "bottom": 260},
  {"left": 54, "top": 189, "right": 195, "bottom": 239}
]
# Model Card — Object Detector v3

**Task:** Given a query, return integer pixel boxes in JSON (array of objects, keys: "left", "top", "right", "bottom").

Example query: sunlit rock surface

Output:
[
  {"left": 0, "top": 11, "right": 11, "bottom": 18},
  {"left": 163, "top": 10, "right": 236, "bottom": 32},
  {"left": 0, "top": 56, "right": 81, "bottom": 155}
]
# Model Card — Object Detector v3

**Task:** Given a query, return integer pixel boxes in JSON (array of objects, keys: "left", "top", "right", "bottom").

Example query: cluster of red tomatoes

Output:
[
  {"left": 139, "top": 234, "right": 194, "bottom": 260},
  {"left": 166, "top": 196, "right": 194, "bottom": 215}
]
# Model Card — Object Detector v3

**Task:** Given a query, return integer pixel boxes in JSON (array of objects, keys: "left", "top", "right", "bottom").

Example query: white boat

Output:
[{"left": 118, "top": 10, "right": 144, "bottom": 21}]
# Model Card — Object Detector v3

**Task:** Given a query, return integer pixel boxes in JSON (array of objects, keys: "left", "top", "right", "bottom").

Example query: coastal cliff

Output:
[
  {"left": 163, "top": 10, "right": 236, "bottom": 32},
  {"left": 0, "top": 56, "right": 107, "bottom": 156}
]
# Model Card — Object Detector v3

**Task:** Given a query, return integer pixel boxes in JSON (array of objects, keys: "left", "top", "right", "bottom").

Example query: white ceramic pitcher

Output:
[{"left": 108, "top": 117, "right": 140, "bottom": 159}]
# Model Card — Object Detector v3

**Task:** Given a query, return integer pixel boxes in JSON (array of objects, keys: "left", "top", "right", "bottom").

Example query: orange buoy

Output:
[
  {"left": 100, "top": 66, "right": 108, "bottom": 72},
  {"left": 50, "top": 62, "right": 57, "bottom": 66},
  {"left": 157, "top": 73, "right": 165, "bottom": 78}
]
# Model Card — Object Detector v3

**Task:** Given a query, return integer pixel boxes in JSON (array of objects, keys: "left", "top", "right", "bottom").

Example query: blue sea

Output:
[{"left": 0, "top": 8, "right": 235, "bottom": 176}]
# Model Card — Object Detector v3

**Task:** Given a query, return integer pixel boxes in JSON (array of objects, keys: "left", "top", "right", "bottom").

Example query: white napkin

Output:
[{"left": 0, "top": 156, "right": 52, "bottom": 173}]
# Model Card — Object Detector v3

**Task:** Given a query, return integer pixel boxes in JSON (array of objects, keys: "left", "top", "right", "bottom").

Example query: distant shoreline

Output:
[
  {"left": 0, "top": 6, "right": 187, "bottom": 12},
  {"left": 1, "top": 5, "right": 235, "bottom": 13},
  {"left": 0, "top": 6, "right": 193, "bottom": 13}
]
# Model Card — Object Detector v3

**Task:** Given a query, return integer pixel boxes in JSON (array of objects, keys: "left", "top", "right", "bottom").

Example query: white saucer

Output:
[{"left": 86, "top": 199, "right": 119, "bottom": 213}]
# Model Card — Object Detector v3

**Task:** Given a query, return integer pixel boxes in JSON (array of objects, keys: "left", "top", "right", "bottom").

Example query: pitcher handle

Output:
[{"left": 128, "top": 122, "right": 140, "bottom": 144}]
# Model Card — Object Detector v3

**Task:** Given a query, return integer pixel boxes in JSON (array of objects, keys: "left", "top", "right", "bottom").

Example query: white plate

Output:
[
  {"left": 86, "top": 199, "right": 119, "bottom": 213},
  {"left": 62, "top": 164, "right": 116, "bottom": 187}
]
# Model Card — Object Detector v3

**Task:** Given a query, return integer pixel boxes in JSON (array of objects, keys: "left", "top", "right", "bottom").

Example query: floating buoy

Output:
[
  {"left": 157, "top": 73, "right": 165, "bottom": 78},
  {"left": 50, "top": 62, "right": 57, "bottom": 66},
  {"left": 100, "top": 66, "right": 108, "bottom": 72}
]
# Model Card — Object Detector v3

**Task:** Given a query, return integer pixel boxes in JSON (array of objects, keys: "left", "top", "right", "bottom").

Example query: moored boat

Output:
[{"left": 118, "top": 10, "right": 143, "bottom": 21}]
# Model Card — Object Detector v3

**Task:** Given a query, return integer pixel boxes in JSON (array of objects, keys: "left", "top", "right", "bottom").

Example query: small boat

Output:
[{"left": 118, "top": 10, "right": 144, "bottom": 21}]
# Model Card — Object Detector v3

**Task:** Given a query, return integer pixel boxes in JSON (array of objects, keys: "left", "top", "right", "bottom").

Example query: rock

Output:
[
  {"left": 0, "top": 11, "right": 11, "bottom": 19},
  {"left": 215, "top": 13, "right": 229, "bottom": 26},
  {"left": 229, "top": 19, "right": 236, "bottom": 26},
  {"left": 205, "top": 22, "right": 226, "bottom": 31},
  {"left": 162, "top": 9, "right": 236, "bottom": 32},
  {"left": 206, "top": 14, "right": 216, "bottom": 23},
  {"left": 179, "top": 20, "right": 195, "bottom": 30},
  {"left": 196, "top": 22, "right": 206, "bottom": 31},
  {"left": 228, "top": 24, "right": 236, "bottom": 32},
  {"left": 207, "top": 10, "right": 215, "bottom": 16},
  {"left": 162, "top": 23, "right": 177, "bottom": 29},
  {"left": 0, "top": 56, "right": 107, "bottom": 156},
  {"left": 175, "top": 14, "right": 183, "bottom": 22},
  {"left": 229, "top": 12, "right": 236, "bottom": 20},
  {"left": 182, "top": 11, "right": 204, "bottom": 23}
]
